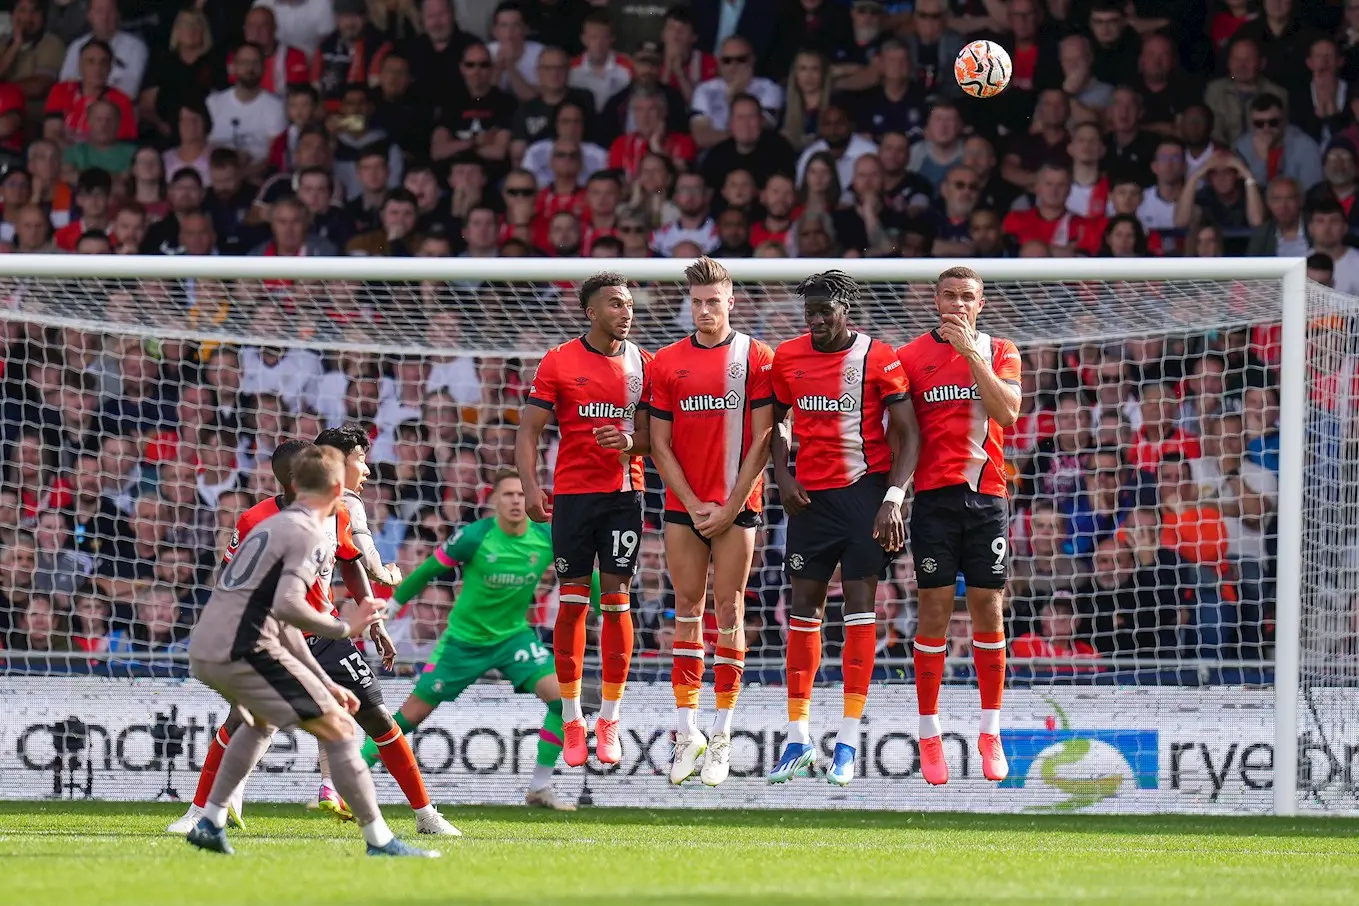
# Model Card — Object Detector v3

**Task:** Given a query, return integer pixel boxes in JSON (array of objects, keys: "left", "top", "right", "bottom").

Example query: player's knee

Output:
[
  {"left": 354, "top": 706, "right": 394, "bottom": 738},
  {"left": 307, "top": 710, "right": 353, "bottom": 742}
]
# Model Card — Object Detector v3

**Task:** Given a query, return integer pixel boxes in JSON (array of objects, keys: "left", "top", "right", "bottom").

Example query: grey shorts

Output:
[{"left": 191, "top": 647, "right": 333, "bottom": 731}]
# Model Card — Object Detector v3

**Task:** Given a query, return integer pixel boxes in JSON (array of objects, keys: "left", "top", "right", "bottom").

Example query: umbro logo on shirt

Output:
[{"left": 574, "top": 376, "right": 590, "bottom": 385}]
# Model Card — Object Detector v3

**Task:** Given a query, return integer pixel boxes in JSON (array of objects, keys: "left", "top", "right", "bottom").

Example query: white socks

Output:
[
  {"left": 786, "top": 719, "right": 810, "bottom": 745},
  {"left": 836, "top": 717, "right": 860, "bottom": 749},
  {"left": 599, "top": 698, "right": 620, "bottom": 722},
  {"left": 676, "top": 707, "right": 698, "bottom": 735},
  {"left": 529, "top": 763, "right": 555, "bottom": 792},
  {"left": 202, "top": 801, "right": 227, "bottom": 828},
  {"left": 980, "top": 709, "right": 1001, "bottom": 736},
  {"left": 919, "top": 713, "right": 942, "bottom": 740},
  {"left": 712, "top": 708, "right": 734, "bottom": 737},
  {"left": 562, "top": 697, "right": 583, "bottom": 723},
  {"left": 413, "top": 804, "right": 436, "bottom": 819},
  {"left": 361, "top": 817, "right": 394, "bottom": 848}
]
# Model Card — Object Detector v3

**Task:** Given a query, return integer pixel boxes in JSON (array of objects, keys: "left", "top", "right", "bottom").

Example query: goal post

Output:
[{"left": 0, "top": 253, "right": 1337, "bottom": 815}]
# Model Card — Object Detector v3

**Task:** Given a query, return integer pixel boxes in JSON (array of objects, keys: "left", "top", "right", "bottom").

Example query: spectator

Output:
[
  {"left": 701, "top": 93, "right": 796, "bottom": 192},
  {"left": 206, "top": 43, "right": 287, "bottom": 172},
  {"left": 832, "top": 0, "right": 890, "bottom": 91},
  {"left": 798, "top": 150, "right": 842, "bottom": 214},
  {"left": 1134, "top": 33, "right": 1201, "bottom": 135},
  {"left": 140, "top": 168, "right": 205, "bottom": 254},
  {"left": 1305, "top": 197, "right": 1359, "bottom": 293},
  {"left": 1233, "top": 93, "right": 1322, "bottom": 189},
  {"left": 1137, "top": 138, "right": 1186, "bottom": 236},
  {"left": 70, "top": 590, "right": 110, "bottom": 652},
  {"left": 599, "top": 41, "right": 688, "bottom": 146},
  {"left": 532, "top": 137, "right": 588, "bottom": 222},
  {"left": 749, "top": 172, "right": 798, "bottom": 247},
  {"left": 487, "top": 1, "right": 542, "bottom": 102},
  {"left": 0, "top": 0, "right": 67, "bottom": 126},
  {"left": 967, "top": 207, "right": 1010, "bottom": 257},
  {"left": 523, "top": 102, "right": 606, "bottom": 187},
  {"left": 1293, "top": 36, "right": 1347, "bottom": 145},
  {"left": 250, "top": 194, "right": 338, "bottom": 256},
  {"left": 1247, "top": 176, "right": 1308, "bottom": 256},
  {"left": 62, "top": 99, "right": 134, "bottom": 175},
  {"left": 163, "top": 100, "right": 215, "bottom": 184},
  {"left": 28, "top": 138, "right": 72, "bottom": 227},
  {"left": 370, "top": 0, "right": 423, "bottom": 45},
  {"left": 629, "top": 149, "right": 679, "bottom": 226},
  {"left": 581, "top": 170, "right": 622, "bottom": 250},
  {"left": 1058, "top": 34, "right": 1112, "bottom": 123},
  {"left": 1009, "top": 592, "right": 1100, "bottom": 673},
  {"left": 347, "top": 187, "right": 420, "bottom": 255},
  {"left": 9, "top": 593, "right": 69, "bottom": 652},
  {"left": 53, "top": 167, "right": 112, "bottom": 251},
  {"left": 545, "top": 209, "right": 582, "bottom": 255},
  {"left": 430, "top": 42, "right": 514, "bottom": 165},
  {"left": 33, "top": 509, "right": 95, "bottom": 598},
  {"left": 1174, "top": 150, "right": 1263, "bottom": 235},
  {"left": 901, "top": 0, "right": 963, "bottom": 96},
  {"left": 1003, "top": 163, "right": 1101, "bottom": 256},
  {"left": 1234, "top": 0, "right": 1318, "bottom": 89},
  {"left": 569, "top": 10, "right": 633, "bottom": 113},
  {"left": 795, "top": 101, "right": 877, "bottom": 192},
  {"left": 1156, "top": 453, "right": 1236, "bottom": 658},
  {"left": 781, "top": 50, "right": 831, "bottom": 152},
  {"left": 128, "top": 145, "right": 169, "bottom": 219},
  {"left": 606, "top": 85, "right": 695, "bottom": 179},
  {"left": 8, "top": 202, "right": 53, "bottom": 252},
  {"left": 615, "top": 205, "right": 653, "bottom": 257},
  {"left": 788, "top": 208, "right": 838, "bottom": 256},
  {"left": 333, "top": 86, "right": 403, "bottom": 200},
  {"left": 459, "top": 204, "right": 500, "bottom": 258},
  {"left": 402, "top": 0, "right": 473, "bottom": 109},
  {"left": 293, "top": 164, "right": 353, "bottom": 249},
  {"left": 138, "top": 9, "right": 224, "bottom": 144},
  {"left": 712, "top": 207, "right": 752, "bottom": 257},
  {"left": 657, "top": 5, "right": 714, "bottom": 108},
  {"left": 1085, "top": 0, "right": 1139, "bottom": 88},
  {"left": 1098, "top": 213, "right": 1150, "bottom": 257},
  {"left": 1206, "top": 38, "right": 1287, "bottom": 148},
  {"left": 202, "top": 148, "right": 253, "bottom": 246},
  {"left": 1128, "top": 381, "right": 1203, "bottom": 472},
  {"left": 344, "top": 144, "right": 389, "bottom": 233},
  {"left": 385, "top": 582, "right": 453, "bottom": 662},
  {"left": 995, "top": 0, "right": 1058, "bottom": 96},
  {"left": 885, "top": 130, "right": 938, "bottom": 214},
  {"left": 510, "top": 46, "right": 595, "bottom": 161},
  {"left": 922, "top": 164, "right": 981, "bottom": 256},
  {"left": 1103, "top": 86, "right": 1158, "bottom": 187},
  {"left": 690, "top": 35, "right": 784, "bottom": 149},
  {"left": 833, "top": 152, "right": 901, "bottom": 256},
  {"left": 1306, "top": 250, "right": 1335, "bottom": 285},
  {"left": 58, "top": 0, "right": 149, "bottom": 99},
  {"left": 46, "top": 39, "right": 138, "bottom": 145},
  {"left": 370, "top": 50, "right": 433, "bottom": 156},
  {"left": 1001, "top": 89, "right": 1070, "bottom": 194},
  {"left": 907, "top": 100, "right": 963, "bottom": 191},
  {"left": 315, "top": 0, "right": 391, "bottom": 110},
  {"left": 651, "top": 170, "right": 717, "bottom": 255},
  {"left": 235, "top": 5, "right": 312, "bottom": 97},
  {"left": 107, "top": 581, "right": 188, "bottom": 658},
  {"left": 1012, "top": 502, "right": 1085, "bottom": 618},
  {"left": 1066, "top": 121, "right": 1108, "bottom": 219}
]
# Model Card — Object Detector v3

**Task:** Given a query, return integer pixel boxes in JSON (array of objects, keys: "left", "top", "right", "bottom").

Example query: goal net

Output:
[{"left": 0, "top": 256, "right": 1350, "bottom": 816}]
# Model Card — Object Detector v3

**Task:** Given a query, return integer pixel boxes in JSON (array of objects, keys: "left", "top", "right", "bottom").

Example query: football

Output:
[{"left": 954, "top": 40, "right": 1013, "bottom": 98}]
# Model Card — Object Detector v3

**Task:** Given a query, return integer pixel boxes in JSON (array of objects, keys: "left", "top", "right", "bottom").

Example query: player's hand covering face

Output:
[
  {"left": 589, "top": 285, "right": 634, "bottom": 342},
  {"left": 804, "top": 298, "right": 849, "bottom": 350}
]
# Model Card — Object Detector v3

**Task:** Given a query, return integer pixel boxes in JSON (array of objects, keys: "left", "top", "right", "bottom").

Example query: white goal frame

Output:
[{"left": 0, "top": 254, "right": 1309, "bottom": 816}]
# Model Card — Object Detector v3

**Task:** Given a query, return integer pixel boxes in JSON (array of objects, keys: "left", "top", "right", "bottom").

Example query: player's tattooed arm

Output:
[
  {"left": 516, "top": 404, "right": 553, "bottom": 522},
  {"left": 771, "top": 402, "right": 810, "bottom": 516}
]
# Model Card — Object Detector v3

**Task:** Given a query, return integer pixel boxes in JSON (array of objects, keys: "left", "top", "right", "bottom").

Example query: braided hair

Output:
[{"left": 795, "top": 269, "right": 859, "bottom": 310}]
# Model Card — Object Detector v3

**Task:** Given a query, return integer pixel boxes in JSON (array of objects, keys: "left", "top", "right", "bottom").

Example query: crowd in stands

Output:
[{"left": 0, "top": 0, "right": 1342, "bottom": 677}]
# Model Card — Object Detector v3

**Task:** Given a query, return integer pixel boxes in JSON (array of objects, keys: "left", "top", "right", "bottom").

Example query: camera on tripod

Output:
[
  {"left": 152, "top": 707, "right": 188, "bottom": 801},
  {"left": 49, "top": 716, "right": 91, "bottom": 799}
]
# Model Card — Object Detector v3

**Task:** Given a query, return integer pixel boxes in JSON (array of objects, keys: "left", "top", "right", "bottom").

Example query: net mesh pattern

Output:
[{"left": 0, "top": 268, "right": 1354, "bottom": 813}]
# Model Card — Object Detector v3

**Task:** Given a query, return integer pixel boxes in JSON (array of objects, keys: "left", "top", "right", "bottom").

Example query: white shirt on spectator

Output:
[
  {"left": 59, "top": 31, "right": 149, "bottom": 97},
  {"left": 795, "top": 134, "right": 879, "bottom": 193},
  {"left": 197, "top": 468, "right": 243, "bottom": 509},
  {"left": 522, "top": 138, "right": 608, "bottom": 188},
  {"left": 569, "top": 52, "right": 633, "bottom": 112},
  {"left": 163, "top": 146, "right": 213, "bottom": 184},
  {"left": 1136, "top": 187, "right": 1178, "bottom": 230},
  {"left": 206, "top": 88, "right": 287, "bottom": 167},
  {"left": 252, "top": 0, "right": 335, "bottom": 55},
  {"left": 488, "top": 40, "right": 543, "bottom": 93},
  {"left": 651, "top": 217, "right": 720, "bottom": 256},
  {"left": 690, "top": 76, "right": 783, "bottom": 131},
  {"left": 239, "top": 346, "right": 324, "bottom": 413},
  {"left": 1325, "top": 245, "right": 1359, "bottom": 295},
  {"left": 427, "top": 358, "right": 482, "bottom": 405},
  {"left": 384, "top": 613, "right": 439, "bottom": 663},
  {"left": 312, "top": 368, "right": 350, "bottom": 427},
  {"left": 371, "top": 375, "right": 423, "bottom": 463},
  {"left": 1186, "top": 142, "right": 1218, "bottom": 184}
]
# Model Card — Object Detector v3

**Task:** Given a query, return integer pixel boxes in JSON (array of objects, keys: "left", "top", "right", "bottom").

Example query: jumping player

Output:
[
  {"left": 768, "top": 270, "right": 919, "bottom": 787},
  {"left": 186, "top": 445, "right": 436, "bottom": 858},
  {"left": 359, "top": 469, "right": 593, "bottom": 811},
  {"left": 648, "top": 257, "right": 774, "bottom": 786},
  {"left": 898, "top": 265, "right": 1021, "bottom": 785},
  {"left": 516, "top": 271, "right": 651, "bottom": 768}
]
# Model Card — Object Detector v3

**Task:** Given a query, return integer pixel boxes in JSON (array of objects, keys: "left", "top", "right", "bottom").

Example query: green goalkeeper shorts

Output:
[{"left": 411, "top": 629, "right": 555, "bottom": 705}]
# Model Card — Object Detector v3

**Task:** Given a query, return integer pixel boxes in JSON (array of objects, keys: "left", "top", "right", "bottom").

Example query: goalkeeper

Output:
[{"left": 361, "top": 469, "right": 596, "bottom": 811}]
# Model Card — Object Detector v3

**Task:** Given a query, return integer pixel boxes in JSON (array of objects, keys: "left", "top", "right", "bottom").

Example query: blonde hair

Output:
[
  {"left": 291, "top": 445, "right": 344, "bottom": 494},
  {"left": 683, "top": 256, "right": 731, "bottom": 287},
  {"left": 782, "top": 51, "right": 832, "bottom": 151},
  {"left": 170, "top": 9, "right": 213, "bottom": 54}
]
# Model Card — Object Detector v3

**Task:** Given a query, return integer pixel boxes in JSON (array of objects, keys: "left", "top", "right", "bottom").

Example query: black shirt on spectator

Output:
[
  {"left": 884, "top": 169, "right": 936, "bottom": 213},
  {"left": 1005, "top": 131, "right": 1071, "bottom": 175},
  {"left": 511, "top": 88, "right": 599, "bottom": 148},
  {"left": 141, "top": 213, "right": 188, "bottom": 254},
  {"left": 849, "top": 82, "right": 929, "bottom": 141},
  {"left": 1194, "top": 185, "right": 1249, "bottom": 230},
  {"left": 439, "top": 88, "right": 518, "bottom": 145},
  {"left": 312, "top": 207, "right": 357, "bottom": 250},
  {"left": 1090, "top": 30, "right": 1142, "bottom": 88},
  {"left": 526, "top": 0, "right": 589, "bottom": 57},
  {"left": 143, "top": 49, "right": 227, "bottom": 137},
  {"left": 832, "top": 205, "right": 906, "bottom": 255},
  {"left": 1135, "top": 75, "right": 1205, "bottom": 132},
  {"left": 700, "top": 131, "right": 797, "bottom": 191},
  {"left": 978, "top": 173, "right": 1022, "bottom": 218},
  {"left": 768, "top": 0, "right": 853, "bottom": 81},
  {"left": 1103, "top": 129, "right": 1159, "bottom": 186},
  {"left": 317, "top": 25, "right": 392, "bottom": 107},
  {"left": 1232, "top": 17, "right": 1323, "bottom": 96},
  {"left": 204, "top": 185, "right": 257, "bottom": 252},
  {"left": 372, "top": 93, "right": 435, "bottom": 161},
  {"left": 345, "top": 195, "right": 383, "bottom": 235},
  {"left": 401, "top": 31, "right": 475, "bottom": 113}
]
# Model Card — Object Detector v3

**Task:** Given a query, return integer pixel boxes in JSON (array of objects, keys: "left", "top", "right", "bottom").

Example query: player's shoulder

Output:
[
  {"left": 773, "top": 333, "right": 812, "bottom": 360},
  {"left": 748, "top": 335, "right": 776, "bottom": 362},
  {"left": 238, "top": 494, "right": 283, "bottom": 530},
  {"left": 541, "top": 337, "right": 584, "bottom": 361},
  {"left": 455, "top": 516, "right": 496, "bottom": 544},
  {"left": 896, "top": 330, "right": 939, "bottom": 356},
  {"left": 651, "top": 336, "right": 690, "bottom": 366}
]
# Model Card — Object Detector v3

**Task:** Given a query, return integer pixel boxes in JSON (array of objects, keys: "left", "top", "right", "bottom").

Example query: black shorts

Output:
[
  {"left": 663, "top": 508, "right": 762, "bottom": 547},
  {"left": 551, "top": 491, "right": 644, "bottom": 578},
  {"left": 307, "top": 636, "right": 386, "bottom": 714},
  {"left": 910, "top": 484, "right": 1010, "bottom": 590},
  {"left": 785, "top": 473, "right": 890, "bottom": 583}
]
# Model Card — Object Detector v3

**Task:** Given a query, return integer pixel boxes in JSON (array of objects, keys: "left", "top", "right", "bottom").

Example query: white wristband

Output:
[
  {"left": 621, "top": 433, "right": 634, "bottom": 452},
  {"left": 883, "top": 486, "right": 906, "bottom": 506}
]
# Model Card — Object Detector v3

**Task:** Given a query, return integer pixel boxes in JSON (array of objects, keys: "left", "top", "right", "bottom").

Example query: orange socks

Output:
[
  {"left": 671, "top": 639, "right": 704, "bottom": 710},
  {"left": 192, "top": 725, "right": 231, "bottom": 809},
  {"left": 785, "top": 616, "right": 822, "bottom": 742},
  {"left": 599, "top": 591, "right": 632, "bottom": 719},
  {"left": 840, "top": 613, "right": 876, "bottom": 743},
  {"left": 973, "top": 631, "right": 1006, "bottom": 732},
  {"left": 713, "top": 644, "right": 745, "bottom": 715},
  {"left": 913, "top": 635, "right": 947, "bottom": 739},
  {"left": 372, "top": 726, "right": 430, "bottom": 810},
  {"left": 554, "top": 584, "right": 590, "bottom": 722}
]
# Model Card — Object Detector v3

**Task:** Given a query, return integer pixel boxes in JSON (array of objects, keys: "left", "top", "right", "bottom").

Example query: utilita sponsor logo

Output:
[
  {"left": 577, "top": 402, "right": 636, "bottom": 419},
  {"left": 680, "top": 392, "right": 742, "bottom": 412},
  {"left": 921, "top": 384, "right": 981, "bottom": 403},
  {"left": 797, "top": 394, "right": 858, "bottom": 412}
]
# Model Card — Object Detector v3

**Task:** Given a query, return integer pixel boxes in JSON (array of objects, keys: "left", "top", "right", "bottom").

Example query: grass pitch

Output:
[{"left": 2, "top": 801, "right": 1357, "bottom": 905}]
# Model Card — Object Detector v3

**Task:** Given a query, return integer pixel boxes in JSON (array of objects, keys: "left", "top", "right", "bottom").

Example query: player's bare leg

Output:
[
  {"left": 828, "top": 578, "right": 878, "bottom": 787},
  {"left": 168, "top": 706, "right": 247, "bottom": 833},
  {"left": 770, "top": 578, "right": 826, "bottom": 783},
  {"left": 524, "top": 674, "right": 575, "bottom": 810},
  {"left": 665, "top": 523, "right": 711, "bottom": 784},
  {"left": 914, "top": 585, "right": 959, "bottom": 785},
  {"left": 703, "top": 525, "right": 754, "bottom": 786},
  {"left": 555, "top": 577, "right": 593, "bottom": 766},
  {"left": 595, "top": 572, "right": 634, "bottom": 764},
  {"left": 966, "top": 586, "right": 1009, "bottom": 781}
]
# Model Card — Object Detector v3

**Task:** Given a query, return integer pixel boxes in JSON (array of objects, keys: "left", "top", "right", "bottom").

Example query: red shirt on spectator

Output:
[
  {"left": 54, "top": 219, "right": 107, "bottom": 251},
  {"left": 608, "top": 132, "right": 698, "bottom": 178},
  {"left": 45, "top": 82, "right": 137, "bottom": 142},
  {"left": 1209, "top": 12, "right": 1253, "bottom": 52},
  {"left": 662, "top": 50, "right": 717, "bottom": 93},
  {"left": 534, "top": 185, "right": 587, "bottom": 221},
  {"left": 581, "top": 223, "right": 618, "bottom": 255},
  {"left": 229, "top": 45, "right": 310, "bottom": 95},
  {"left": 1126, "top": 424, "right": 1201, "bottom": 470},
  {"left": 1009, "top": 634, "right": 1100, "bottom": 672},
  {"left": 1003, "top": 207, "right": 1101, "bottom": 254},
  {"left": 0, "top": 82, "right": 24, "bottom": 151},
  {"left": 750, "top": 208, "right": 802, "bottom": 249}
]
